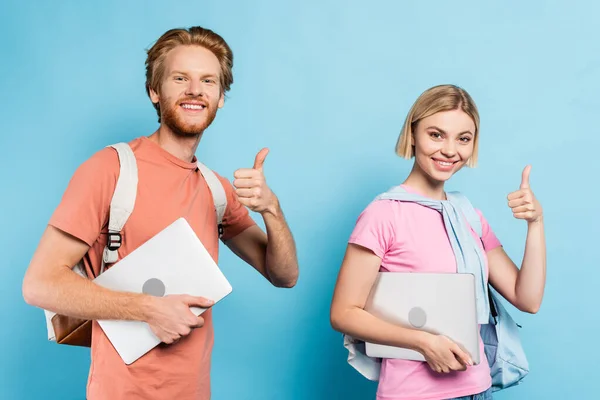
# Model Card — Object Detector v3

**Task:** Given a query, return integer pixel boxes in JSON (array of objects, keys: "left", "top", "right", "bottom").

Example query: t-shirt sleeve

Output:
[
  {"left": 476, "top": 209, "right": 502, "bottom": 251},
  {"left": 48, "top": 148, "right": 119, "bottom": 247},
  {"left": 217, "top": 175, "right": 257, "bottom": 241},
  {"left": 348, "top": 200, "right": 396, "bottom": 259}
]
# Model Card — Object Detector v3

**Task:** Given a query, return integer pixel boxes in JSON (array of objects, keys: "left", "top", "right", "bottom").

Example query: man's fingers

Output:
[
  {"left": 185, "top": 296, "right": 214, "bottom": 308},
  {"left": 233, "top": 178, "right": 262, "bottom": 189},
  {"left": 162, "top": 333, "right": 180, "bottom": 345},
  {"left": 191, "top": 316, "right": 205, "bottom": 329},
  {"left": 238, "top": 197, "right": 258, "bottom": 209},
  {"left": 233, "top": 168, "right": 260, "bottom": 179},
  {"left": 235, "top": 188, "right": 256, "bottom": 198}
]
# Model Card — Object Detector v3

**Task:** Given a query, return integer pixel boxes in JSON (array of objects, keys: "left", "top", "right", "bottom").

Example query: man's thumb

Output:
[{"left": 253, "top": 148, "right": 270, "bottom": 171}]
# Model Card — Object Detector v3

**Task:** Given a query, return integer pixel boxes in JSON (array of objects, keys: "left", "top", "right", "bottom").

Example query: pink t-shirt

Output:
[{"left": 348, "top": 185, "right": 502, "bottom": 400}]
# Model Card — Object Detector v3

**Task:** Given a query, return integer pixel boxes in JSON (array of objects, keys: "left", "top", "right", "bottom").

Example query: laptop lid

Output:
[
  {"left": 364, "top": 272, "right": 480, "bottom": 365},
  {"left": 92, "top": 217, "right": 232, "bottom": 365}
]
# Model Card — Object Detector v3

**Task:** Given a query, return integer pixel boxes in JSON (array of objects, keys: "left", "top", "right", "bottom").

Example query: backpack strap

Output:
[
  {"left": 101, "top": 143, "right": 138, "bottom": 272},
  {"left": 44, "top": 143, "right": 137, "bottom": 342},
  {"left": 196, "top": 161, "right": 227, "bottom": 238}
]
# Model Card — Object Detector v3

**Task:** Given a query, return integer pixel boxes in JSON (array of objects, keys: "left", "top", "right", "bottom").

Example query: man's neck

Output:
[{"left": 148, "top": 125, "right": 203, "bottom": 163}]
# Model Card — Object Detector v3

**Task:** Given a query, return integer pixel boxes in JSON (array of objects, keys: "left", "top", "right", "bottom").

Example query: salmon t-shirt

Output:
[
  {"left": 348, "top": 184, "right": 502, "bottom": 400},
  {"left": 48, "top": 136, "right": 256, "bottom": 400}
]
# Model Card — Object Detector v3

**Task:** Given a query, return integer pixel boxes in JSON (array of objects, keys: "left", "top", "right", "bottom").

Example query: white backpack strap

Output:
[
  {"left": 196, "top": 161, "right": 227, "bottom": 238},
  {"left": 101, "top": 143, "right": 138, "bottom": 271},
  {"left": 45, "top": 143, "right": 137, "bottom": 342}
]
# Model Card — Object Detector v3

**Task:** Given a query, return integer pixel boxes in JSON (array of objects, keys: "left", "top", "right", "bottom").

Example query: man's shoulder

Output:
[
  {"left": 82, "top": 138, "right": 144, "bottom": 172},
  {"left": 73, "top": 145, "right": 119, "bottom": 179},
  {"left": 71, "top": 138, "right": 148, "bottom": 189}
]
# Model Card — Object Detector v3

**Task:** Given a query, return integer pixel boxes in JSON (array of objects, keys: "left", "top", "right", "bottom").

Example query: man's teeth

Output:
[{"left": 181, "top": 104, "right": 205, "bottom": 110}]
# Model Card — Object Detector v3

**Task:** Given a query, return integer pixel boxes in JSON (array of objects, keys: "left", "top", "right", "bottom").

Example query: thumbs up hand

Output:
[
  {"left": 507, "top": 165, "right": 543, "bottom": 223},
  {"left": 233, "top": 148, "right": 278, "bottom": 215}
]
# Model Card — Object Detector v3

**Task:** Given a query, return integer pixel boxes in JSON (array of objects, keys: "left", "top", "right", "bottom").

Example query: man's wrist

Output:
[
  {"left": 261, "top": 196, "right": 281, "bottom": 219},
  {"left": 134, "top": 294, "right": 155, "bottom": 322}
]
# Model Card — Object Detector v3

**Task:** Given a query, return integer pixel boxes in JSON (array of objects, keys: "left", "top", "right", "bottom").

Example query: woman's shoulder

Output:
[{"left": 359, "top": 198, "right": 407, "bottom": 219}]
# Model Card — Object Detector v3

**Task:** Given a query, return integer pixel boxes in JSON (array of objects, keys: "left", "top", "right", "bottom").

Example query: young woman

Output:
[{"left": 330, "top": 84, "right": 546, "bottom": 400}]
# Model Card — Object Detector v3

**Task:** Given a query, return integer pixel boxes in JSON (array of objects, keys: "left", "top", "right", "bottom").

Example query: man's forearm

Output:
[
  {"left": 262, "top": 202, "right": 299, "bottom": 288},
  {"left": 25, "top": 266, "right": 151, "bottom": 321}
]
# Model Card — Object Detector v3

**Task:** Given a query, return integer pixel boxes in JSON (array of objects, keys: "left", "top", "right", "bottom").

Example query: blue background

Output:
[{"left": 1, "top": 1, "right": 597, "bottom": 399}]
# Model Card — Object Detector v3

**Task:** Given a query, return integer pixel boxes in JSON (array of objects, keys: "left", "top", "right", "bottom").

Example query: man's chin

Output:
[
  {"left": 161, "top": 105, "right": 218, "bottom": 137},
  {"left": 175, "top": 127, "right": 205, "bottom": 137},
  {"left": 167, "top": 121, "right": 209, "bottom": 138}
]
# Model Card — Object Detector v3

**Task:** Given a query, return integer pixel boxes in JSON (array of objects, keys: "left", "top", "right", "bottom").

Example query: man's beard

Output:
[{"left": 161, "top": 98, "right": 218, "bottom": 138}]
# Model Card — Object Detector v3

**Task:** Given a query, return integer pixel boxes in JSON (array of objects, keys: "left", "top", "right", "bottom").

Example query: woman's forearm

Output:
[
  {"left": 515, "top": 217, "right": 547, "bottom": 313},
  {"left": 331, "top": 306, "right": 430, "bottom": 353}
]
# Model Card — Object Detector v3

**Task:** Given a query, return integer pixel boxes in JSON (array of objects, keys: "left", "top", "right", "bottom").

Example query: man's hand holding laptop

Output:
[{"left": 145, "top": 295, "right": 214, "bottom": 344}]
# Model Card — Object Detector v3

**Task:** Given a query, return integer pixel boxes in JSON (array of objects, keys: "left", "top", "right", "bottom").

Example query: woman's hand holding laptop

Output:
[
  {"left": 419, "top": 334, "right": 473, "bottom": 374},
  {"left": 144, "top": 295, "right": 215, "bottom": 344}
]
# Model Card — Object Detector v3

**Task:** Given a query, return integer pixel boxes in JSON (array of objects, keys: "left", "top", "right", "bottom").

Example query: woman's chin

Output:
[{"left": 426, "top": 169, "right": 455, "bottom": 183}]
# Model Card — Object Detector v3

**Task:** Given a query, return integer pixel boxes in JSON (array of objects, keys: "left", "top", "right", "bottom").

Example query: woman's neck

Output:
[{"left": 402, "top": 163, "right": 447, "bottom": 200}]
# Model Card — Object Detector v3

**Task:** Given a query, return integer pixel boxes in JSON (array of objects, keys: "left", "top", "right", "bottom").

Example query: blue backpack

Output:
[{"left": 446, "top": 192, "right": 530, "bottom": 392}]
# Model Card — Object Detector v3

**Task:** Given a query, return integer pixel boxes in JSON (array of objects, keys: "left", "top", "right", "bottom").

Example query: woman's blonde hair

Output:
[{"left": 395, "top": 84, "right": 480, "bottom": 167}]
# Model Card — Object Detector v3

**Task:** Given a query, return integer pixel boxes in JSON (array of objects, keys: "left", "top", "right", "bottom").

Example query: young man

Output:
[{"left": 22, "top": 26, "right": 299, "bottom": 400}]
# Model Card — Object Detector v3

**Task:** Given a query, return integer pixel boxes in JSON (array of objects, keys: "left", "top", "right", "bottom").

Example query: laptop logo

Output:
[
  {"left": 408, "top": 307, "right": 427, "bottom": 328},
  {"left": 142, "top": 278, "right": 166, "bottom": 297}
]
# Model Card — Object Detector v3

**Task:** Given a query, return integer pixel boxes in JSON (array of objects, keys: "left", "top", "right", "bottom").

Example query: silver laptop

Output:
[
  {"left": 364, "top": 272, "right": 480, "bottom": 365},
  {"left": 92, "top": 217, "right": 233, "bottom": 365}
]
